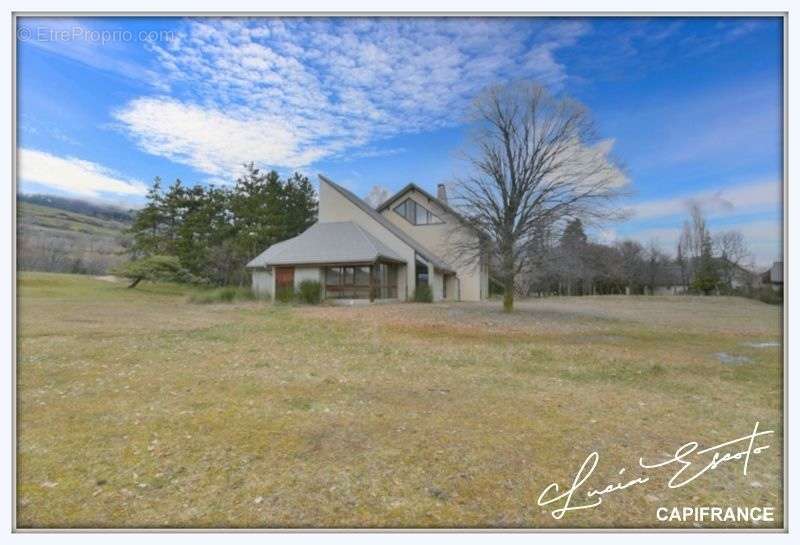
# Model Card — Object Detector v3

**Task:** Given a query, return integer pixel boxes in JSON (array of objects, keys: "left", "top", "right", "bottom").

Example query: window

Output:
[
  {"left": 354, "top": 266, "right": 370, "bottom": 286},
  {"left": 415, "top": 261, "right": 429, "bottom": 287},
  {"left": 325, "top": 267, "right": 341, "bottom": 285},
  {"left": 371, "top": 263, "right": 399, "bottom": 299},
  {"left": 393, "top": 198, "right": 443, "bottom": 225},
  {"left": 324, "top": 263, "right": 398, "bottom": 299}
]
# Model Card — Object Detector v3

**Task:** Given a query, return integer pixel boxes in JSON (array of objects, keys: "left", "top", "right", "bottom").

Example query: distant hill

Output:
[
  {"left": 18, "top": 193, "right": 135, "bottom": 223},
  {"left": 17, "top": 195, "right": 134, "bottom": 275}
]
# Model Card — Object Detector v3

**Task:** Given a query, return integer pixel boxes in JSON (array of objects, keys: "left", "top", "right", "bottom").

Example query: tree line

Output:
[
  {"left": 513, "top": 206, "right": 754, "bottom": 298},
  {"left": 123, "top": 164, "right": 317, "bottom": 286}
]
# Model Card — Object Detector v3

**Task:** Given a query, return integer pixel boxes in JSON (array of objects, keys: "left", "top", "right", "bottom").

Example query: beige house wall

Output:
[
  {"left": 294, "top": 266, "right": 321, "bottom": 288},
  {"left": 318, "top": 179, "right": 414, "bottom": 300},
  {"left": 380, "top": 189, "right": 487, "bottom": 301},
  {"left": 653, "top": 285, "right": 687, "bottom": 296},
  {"left": 251, "top": 267, "right": 319, "bottom": 300},
  {"left": 251, "top": 269, "right": 273, "bottom": 297}
]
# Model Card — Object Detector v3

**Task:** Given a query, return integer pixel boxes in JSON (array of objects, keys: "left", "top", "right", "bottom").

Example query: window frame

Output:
[
  {"left": 392, "top": 198, "right": 444, "bottom": 226},
  {"left": 323, "top": 263, "right": 399, "bottom": 299}
]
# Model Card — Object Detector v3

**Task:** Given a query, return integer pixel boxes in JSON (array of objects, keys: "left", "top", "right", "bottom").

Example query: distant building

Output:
[
  {"left": 652, "top": 258, "right": 758, "bottom": 295},
  {"left": 651, "top": 264, "right": 687, "bottom": 295},
  {"left": 762, "top": 261, "right": 783, "bottom": 290}
]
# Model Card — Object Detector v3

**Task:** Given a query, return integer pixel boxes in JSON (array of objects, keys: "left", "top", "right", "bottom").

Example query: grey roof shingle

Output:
[
  {"left": 319, "top": 175, "right": 454, "bottom": 272},
  {"left": 246, "top": 222, "right": 405, "bottom": 268}
]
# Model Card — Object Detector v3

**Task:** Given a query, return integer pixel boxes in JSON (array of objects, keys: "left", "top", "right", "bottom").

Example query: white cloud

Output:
[
  {"left": 114, "top": 18, "right": 589, "bottom": 176},
  {"left": 113, "top": 98, "right": 326, "bottom": 177},
  {"left": 18, "top": 148, "right": 147, "bottom": 198},
  {"left": 628, "top": 179, "right": 781, "bottom": 221}
]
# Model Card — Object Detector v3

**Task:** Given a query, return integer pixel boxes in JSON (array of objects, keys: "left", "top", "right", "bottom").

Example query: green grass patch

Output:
[{"left": 187, "top": 286, "right": 259, "bottom": 304}]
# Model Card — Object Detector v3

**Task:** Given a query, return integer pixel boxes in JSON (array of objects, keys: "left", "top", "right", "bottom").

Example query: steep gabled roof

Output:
[
  {"left": 246, "top": 221, "right": 404, "bottom": 268},
  {"left": 378, "top": 181, "right": 457, "bottom": 214},
  {"left": 319, "top": 175, "right": 454, "bottom": 273}
]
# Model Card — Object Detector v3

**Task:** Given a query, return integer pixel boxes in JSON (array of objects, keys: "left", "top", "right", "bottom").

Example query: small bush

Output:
[
  {"left": 113, "top": 255, "right": 198, "bottom": 288},
  {"left": 753, "top": 286, "right": 783, "bottom": 305},
  {"left": 412, "top": 284, "right": 433, "bottom": 303},
  {"left": 189, "top": 286, "right": 257, "bottom": 304},
  {"left": 297, "top": 280, "right": 322, "bottom": 304},
  {"left": 275, "top": 286, "right": 296, "bottom": 303}
]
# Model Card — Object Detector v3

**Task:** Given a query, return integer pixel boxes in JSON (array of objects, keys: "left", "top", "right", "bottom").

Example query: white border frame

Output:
[{"left": 3, "top": 1, "right": 795, "bottom": 542}]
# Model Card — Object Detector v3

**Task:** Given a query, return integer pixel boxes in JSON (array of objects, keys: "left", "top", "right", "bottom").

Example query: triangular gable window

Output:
[{"left": 393, "top": 198, "right": 443, "bottom": 225}]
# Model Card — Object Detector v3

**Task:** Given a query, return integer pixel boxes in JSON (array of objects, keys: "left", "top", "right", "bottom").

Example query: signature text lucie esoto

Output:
[{"left": 537, "top": 421, "right": 774, "bottom": 521}]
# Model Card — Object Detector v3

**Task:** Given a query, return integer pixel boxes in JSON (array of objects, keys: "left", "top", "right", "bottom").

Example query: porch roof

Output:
[{"left": 246, "top": 221, "right": 405, "bottom": 268}]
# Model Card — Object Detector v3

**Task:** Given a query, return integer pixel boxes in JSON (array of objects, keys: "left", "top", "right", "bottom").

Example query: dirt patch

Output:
[{"left": 715, "top": 352, "right": 754, "bottom": 365}]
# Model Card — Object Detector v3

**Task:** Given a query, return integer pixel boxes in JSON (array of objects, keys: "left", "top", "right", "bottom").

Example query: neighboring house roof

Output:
[
  {"left": 770, "top": 261, "right": 783, "bottom": 284},
  {"left": 319, "top": 175, "right": 455, "bottom": 273},
  {"left": 246, "top": 221, "right": 405, "bottom": 268}
]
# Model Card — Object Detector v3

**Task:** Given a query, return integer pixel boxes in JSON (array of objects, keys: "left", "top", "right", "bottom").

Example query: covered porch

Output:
[
  {"left": 322, "top": 261, "right": 401, "bottom": 301},
  {"left": 246, "top": 221, "right": 410, "bottom": 302}
]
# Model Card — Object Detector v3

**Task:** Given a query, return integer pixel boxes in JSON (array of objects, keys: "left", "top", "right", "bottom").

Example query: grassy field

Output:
[{"left": 16, "top": 273, "right": 783, "bottom": 529}]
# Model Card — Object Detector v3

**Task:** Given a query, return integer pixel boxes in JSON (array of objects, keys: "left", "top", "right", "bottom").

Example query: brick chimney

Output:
[{"left": 436, "top": 183, "right": 448, "bottom": 204}]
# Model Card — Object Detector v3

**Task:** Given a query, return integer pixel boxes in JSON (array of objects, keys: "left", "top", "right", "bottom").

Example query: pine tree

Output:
[
  {"left": 692, "top": 233, "right": 719, "bottom": 295},
  {"left": 559, "top": 218, "right": 589, "bottom": 295},
  {"left": 129, "top": 177, "right": 165, "bottom": 257},
  {"left": 126, "top": 164, "right": 318, "bottom": 286},
  {"left": 283, "top": 172, "right": 318, "bottom": 237}
]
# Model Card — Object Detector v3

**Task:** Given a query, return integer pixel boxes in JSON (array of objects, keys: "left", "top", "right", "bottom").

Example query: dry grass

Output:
[{"left": 16, "top": 273, "right": 783, "bottom": 529}]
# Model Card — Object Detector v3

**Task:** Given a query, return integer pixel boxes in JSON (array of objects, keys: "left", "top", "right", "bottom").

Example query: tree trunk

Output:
[
  {"left": 503, "top": 276, "right": 514, "bottom": 312},
  {"left": 501, "top": 245, "right": 515, "bottom": 312},
  {"left": 127, "top": 276, "right": 143, "bottom": 289}
]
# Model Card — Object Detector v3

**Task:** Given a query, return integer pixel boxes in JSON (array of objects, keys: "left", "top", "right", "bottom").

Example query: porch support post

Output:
[{"left": 369, "top": 263, "right": 375, "bottom": 302}]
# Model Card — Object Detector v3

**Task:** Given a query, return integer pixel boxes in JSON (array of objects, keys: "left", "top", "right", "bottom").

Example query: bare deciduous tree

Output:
[
  {"left": 714, "top": 230, "right": 752, "bottom": 289},
  {"left": 688, "top": 204, "right": 708, "bottom": 260},
  {"left": 452, "top": 83, "right": 627, "bottom": 311},
  {"left": 617, "top": 240, "right": 645, "bottom": 294},
  {"left": 676, "top": 221, "right": 692, "bottom": 291},
  {"left": 364, "top": 185, "right": 392, "bottom": 208},
  {"left": 644, "top": 240, "right": 671, "bottom": 295}
]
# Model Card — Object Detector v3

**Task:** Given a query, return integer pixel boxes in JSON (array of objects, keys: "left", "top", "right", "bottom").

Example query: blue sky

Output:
[{"left": 16, "top": 16, "right": 783, "bottom": 266}]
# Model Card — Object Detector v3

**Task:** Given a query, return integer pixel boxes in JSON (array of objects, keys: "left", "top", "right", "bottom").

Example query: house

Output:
[
  {"left": 726, "top": 261, "right": 760, "bottom": 291},
  {"left": 246, "top": 175, "right": 489, "bottom": 302},
  {"left": 651, "top": 264, "right": 687, "bottom": 295},
  {"left": 761, "top": 261, "right": 783, "bottom": 290},
  {"left": 648, "top": 258, "right": 758, "bottom": 295}
]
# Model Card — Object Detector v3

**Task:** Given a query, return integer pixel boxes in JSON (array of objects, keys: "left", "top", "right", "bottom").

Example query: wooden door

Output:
[{"left": 275, "top": 267, "right": 295, "bottom": 291}]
